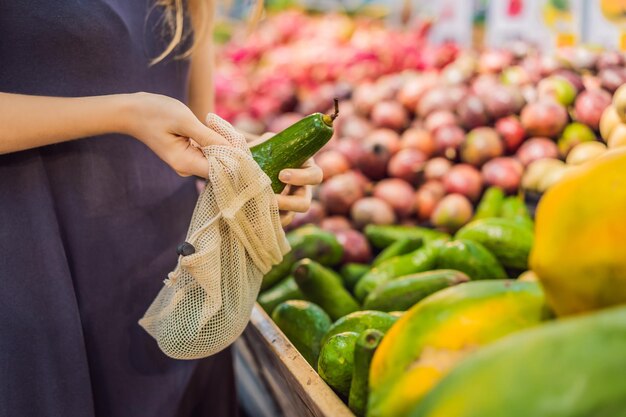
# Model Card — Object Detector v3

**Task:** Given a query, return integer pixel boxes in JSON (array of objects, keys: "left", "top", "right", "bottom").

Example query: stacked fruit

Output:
[
  {"left": 215, "top": 11, "right": 456, "bottom": 126},
  {"left": 286, "top": 46, "right": 626, "bottom": 239},
  {"left": 259, "top": 188, "right": 537, "bottom": 416},
  {"left": 259, "top": 147, "right": 626, "bottom": 416}
]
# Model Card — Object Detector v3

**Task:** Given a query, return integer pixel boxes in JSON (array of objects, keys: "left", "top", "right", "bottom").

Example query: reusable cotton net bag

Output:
[{"left": 139, "top": 114, "right": 290, "bottom": 360}]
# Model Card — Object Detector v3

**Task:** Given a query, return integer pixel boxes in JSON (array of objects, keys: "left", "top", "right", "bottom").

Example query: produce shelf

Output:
[{"left": 235, "top": 304, "right": 354, "bottom": 417}]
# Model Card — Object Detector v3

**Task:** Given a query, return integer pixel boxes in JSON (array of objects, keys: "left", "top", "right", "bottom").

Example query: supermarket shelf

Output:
[{"left": 235, "top": 305, "right": 354, "bottom": 417}]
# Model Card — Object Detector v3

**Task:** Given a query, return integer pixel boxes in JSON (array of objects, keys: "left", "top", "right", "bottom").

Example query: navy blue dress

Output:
[{"left": 0, "top": 1, "right": 237, "bottom": 416}]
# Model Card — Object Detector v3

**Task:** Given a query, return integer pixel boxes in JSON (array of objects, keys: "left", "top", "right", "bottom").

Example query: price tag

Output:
[
  {"left": 585, "top": 0, "right": 626, "bottom": 50},
  {"left": 485, "top": 0, "right": 583, "bottom": 50}
]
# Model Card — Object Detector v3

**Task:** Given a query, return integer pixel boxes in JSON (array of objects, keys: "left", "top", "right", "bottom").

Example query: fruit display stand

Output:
[{"left": 234, "top": 304, "right": 354, "bottom": 417}]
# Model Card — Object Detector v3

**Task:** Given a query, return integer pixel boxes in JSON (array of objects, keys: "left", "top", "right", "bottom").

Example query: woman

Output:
[{"left": 0, "top": 1, "right": 321, "bottom": 417}]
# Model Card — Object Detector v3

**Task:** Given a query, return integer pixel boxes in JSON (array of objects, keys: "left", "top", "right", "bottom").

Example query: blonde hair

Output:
[{"left": 152, "top": 0, "right": 264, "bottom": 64}]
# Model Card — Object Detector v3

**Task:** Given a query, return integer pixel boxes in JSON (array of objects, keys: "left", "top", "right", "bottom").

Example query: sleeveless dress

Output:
[{"left": 0, "top": 1, "right": 238, "bottom": 416}]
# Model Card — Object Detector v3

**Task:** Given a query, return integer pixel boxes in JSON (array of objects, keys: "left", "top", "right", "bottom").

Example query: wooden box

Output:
[{"left": 235, "top": 305, "right": 354, "bottom": 417}]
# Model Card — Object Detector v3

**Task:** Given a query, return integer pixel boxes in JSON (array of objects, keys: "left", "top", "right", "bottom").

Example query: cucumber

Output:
[
  {"left": 411, "top": 305, "right": 626, "bottom": 417},
  {"left": 258, "top": 276, "right": 303, "bottom": 313},
  {"left": 500, "top": 196, "right": 533, "bottom": 228},
  {"left": 364, "top": 225, "right": 450, "bottom": 250},
  {"left": 251, "top": 100, "right": 338, "bottom": 193},
  {"left": 340, "top": 263, "right": 370, "bottom": 292},
  {"left": 349, "top": 329, "right": 384, "bottom": 417},
  {"left": 456, "top": 218, "right": 534, "bottom": 270},
  {"left": 473, "top": 186, "right": 505, "bottom": 220},
  {"left": 317, "top": 331, "right": 359, "bottom": 397},
  {"left": 293, "top": 259, "right": 360, "bottom": 321},
  {"left": 363, "top": 270, "right": 470, "bottom": 312},
  {"left": 321, "top": 310, "right": 398, "bottom": 346},
  {"left": 271, "top": 300, "right": 332, "bottom": 367},
  {"left": 435, "top": 239, "right": 507, "bottom": 280},
  {"left": 372, "top": 237, "right": 423, "bottom": 267},
  {"left": 354, "top": 243, "right": 440, "bottom": 302},
  {"left": 262, "top": 226, "right": 343, "bottom": 290}
]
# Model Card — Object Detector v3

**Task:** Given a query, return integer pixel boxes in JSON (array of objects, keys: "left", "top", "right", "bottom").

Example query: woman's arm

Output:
[
  {"left": 0, "top": 92, "right": 228, "bottom": 178},
  {"left": 187, "top": 1, "right": 216, "bottom": 119}
]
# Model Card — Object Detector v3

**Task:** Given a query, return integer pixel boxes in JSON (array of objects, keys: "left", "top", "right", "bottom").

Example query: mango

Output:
[
  {"left": 411, "top": 305, "right": 626, "bottom": 417},
  {"left": 367, "top": 280, "right": 548, "bottom": 417},
  {"left": 531, "top": 148, "right": 626, "bottom": 316}
]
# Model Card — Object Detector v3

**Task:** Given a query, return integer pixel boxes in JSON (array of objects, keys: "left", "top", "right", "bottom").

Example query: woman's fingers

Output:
[
  {"left": 276, "top": 185, "right": 312, "bottom": 213},
  {"left": 278, "top": 158, "right": 323, "bottom": 186},
  {"left": 280, "top": 210, "right": 296, "bottom": 227},
  {"left": 172, "top": 142, "right": 210, "bottom": 178},
  {"left": 205, "top": 113, "right": 247, "bottom": 147},
  {"left": 183, "top": 118, "right": 230, "bottom": 147}
]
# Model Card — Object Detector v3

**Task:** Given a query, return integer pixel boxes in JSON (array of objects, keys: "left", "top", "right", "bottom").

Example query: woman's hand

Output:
[
  {"left": 250, "top": 132, "right": 323, "bottom": 227},
  {"left": 277, "top": 158, "right": 323, "bottom": 226},
  {"left": 123, "top": 92, "right": 230, "bottom": 178}
]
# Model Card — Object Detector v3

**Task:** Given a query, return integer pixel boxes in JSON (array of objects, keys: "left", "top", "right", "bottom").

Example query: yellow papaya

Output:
[
  {"left": 367, "top": 280, "right": 548, "bottom": 417},
  {"left": 411, "top": 305, "right": 626, "bottom": 417},
  {"left": 531, "top": 148, "right": 626, "bottom": 316}
]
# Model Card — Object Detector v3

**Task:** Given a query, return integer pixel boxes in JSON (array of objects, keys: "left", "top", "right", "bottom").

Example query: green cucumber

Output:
[
  {"left": 500, "top": 196, "right": 533, "bottom": 228},
  {"left": 372, "top": 237, "right": 423, "bottom": 267},
  {"left": 435, "top": 239, "right": 507, "bottom": 280},
  {"left": 363, "top": 269, "right": 470, "bottom": 312},
  {"left": 340, "top": 263, "right": 370, "bottom": 292},
  {"left": 473, "top": 186, "right": 505, "bottom": 220},
  {"left": 411, "top": 305, "right": 626, "bottom": 417},
  {"left": 317, "top": 331, "right": 359, "bottom": 397},
  {"left": 354, "top": 243, "right": 440, "bottom": 302},
  {"left": 364, "top": 225, "right": 450, "bottom": 250},
  {"left": 321, "top": 310, "right": 398, "bottom": 346},
  {"left": 271, "top": 300, "right": 332, "bottom": 367},
  {"left": 262, "top": 226, "right": 343, "bottom": 290},
  {"left": 251, "top": 100, "right": 338, "bottom": 193},
  {"left": 349, "top": 329, "right": 384, "bottom": 417},
  {"left": 258, "top": 276, "right": 303, "bottom": 313},
  {"left": 293, "top": 259, "right": 360, "bottom": 321},
  {"left": 456, "top": 218, "right": 534, "bottom": 270}
]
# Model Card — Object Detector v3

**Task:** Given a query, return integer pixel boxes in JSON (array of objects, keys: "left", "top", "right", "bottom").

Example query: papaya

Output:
[
  {"left": 435, "top": 239, "right": 507, "bottom": 280},
  {"left": 293, "top": 259, "right": 360, "bottom": 321},
  {"left": 367, "top": 280, "right": 549, "bottom": 417},
  {"left": 473, "top": 186, "right": 505, "bottom": 220},
  {"left": 363, "top": 270, "right": 470, "bottom": 312},
  {"left": 271, "top": 300, "right": 332, "bottom": 367},
  {"left": 258, "top": 276, "right": 303, "bottom": 313},
  {"left": 411, "top": 305, "right": 626, "bottom": 417},
  {"left": 262, "top": 226, "right": 343, "bottom": 290},
  {"left": 531, "top": 148, "right": 626, "bottom": 316},
  {"left": 372, "top": 237, "right": 423, "bottom": 267},
  {"left": 354, "top": 244, "right": 440, "bottom": 302},
  {"left": 349, "top": 329, "right": 384, "bottom": 417},
  {"left": 364, "top": 225, "right": 450, "bottom": 249},
  {"left": 455, "top": 218, "right": 534, "bottom": 270},
  {"left": 321, "top": 310, "right": 398, "bottom": 346},
  {"left": 317, "top": 331, "right": 359, "bottom": 397}
]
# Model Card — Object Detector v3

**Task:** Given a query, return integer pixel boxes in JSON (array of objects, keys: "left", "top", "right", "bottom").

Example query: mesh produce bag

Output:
[{"left": 139, "top": 114, "right": 290, "bottom": 360}]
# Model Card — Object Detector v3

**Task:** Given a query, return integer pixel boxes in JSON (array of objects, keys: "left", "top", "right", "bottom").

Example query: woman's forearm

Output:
[{"left": 0, "top": 92, "right": 132, "bottom": 154}]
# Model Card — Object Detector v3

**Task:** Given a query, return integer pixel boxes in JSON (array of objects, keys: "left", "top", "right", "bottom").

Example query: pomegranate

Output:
[
  {"left": 460, "top": 127, "right": 504, "bottom": 167},
  {"left": 516, "top": 137, "right": 559, "bottom": 166},
  {"left": 443, "top": 164, "right": 484, "bottom": 201},
  {"left": 520, "top": 99, "right": 568, "bottom": 138},
  {"left": 350, "top": 197, "right": 397, "bottom": 228},
  {"left": 481, "top": 157, "right": 524, "bottom": 194},
  {"left": 495, "top": 116, "right": 526, "bottom": 153},
  {"left": 387, "top": 149, "right": 427, "bottom": 184}
]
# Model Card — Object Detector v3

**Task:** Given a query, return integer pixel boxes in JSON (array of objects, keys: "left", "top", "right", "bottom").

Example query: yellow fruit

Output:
[
  {"left": 518, "top": 270, "right": 538, "bottom": 282},
  {"left": 368, "top": 281, "right": 547, "bottom": 417},
  {"left": 531, "top": 148, "right": 626, "bottom": 316},
  {"left": 613, "top": 83, "right": 626, "bottom": 122},
  {"left": 608, "top": 124, "right": 626, "bottom": 148},
  {"left": 537, "top": 164, "right": 570, "bottom": 193},
  {"left": 565, "top": 141, "right": 607, "bottom": 165},
  {"left": 521, "top": 158, "right": 565, "bottom": 192},
  {"left": 599, "top": 106, "right": 621, "bottom": 140}
]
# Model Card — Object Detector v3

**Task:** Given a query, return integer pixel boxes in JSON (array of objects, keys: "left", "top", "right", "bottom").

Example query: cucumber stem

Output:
[
  {"left": 322, "top": 98, "right": 340, "bottom": 126},
  {"left": 331, "top": 98, "right": 339, "bottom": 121}
]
